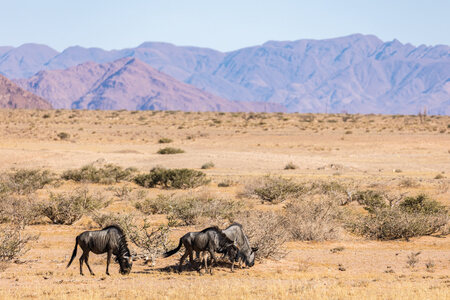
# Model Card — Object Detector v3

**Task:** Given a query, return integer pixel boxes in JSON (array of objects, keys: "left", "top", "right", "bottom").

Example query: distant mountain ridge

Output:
[
  {"left": 15, "top": 57, "right": 284, "bottom": 112},
  {"left": 0, "top": 74, "right": 52, "bottom": 109},
  {"left": 2, "top": 34, "right": 449, "bottom": 114}
]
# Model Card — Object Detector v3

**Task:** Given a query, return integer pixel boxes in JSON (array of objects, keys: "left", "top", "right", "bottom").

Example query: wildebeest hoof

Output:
[{"left": 106, "top": 272, "right": 110, "bottom": 276}]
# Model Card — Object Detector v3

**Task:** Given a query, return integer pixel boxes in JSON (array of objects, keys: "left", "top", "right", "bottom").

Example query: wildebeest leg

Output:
[
  {"left": 195, "top": 250, "right": 200, "bottom": 261},
  {"left": 203, "top": 252, "right": 209, "bottom": 274},
  {"left": 84, "top": 252, "right": 95, "bottom": 276},
  {"left": 189, "top": 251, "right": 194, "bottom": 269},
  {"left": 178, "top": 251, "right": 189, "bottom": 273},
  {"left": 208, "top": 249, "right": 217, "bottom": 275},
  {"left": 106, "top": 250, "right": 112, "bottom": 275},
  {"left": 79, "top": 255, "right": 84, "bottom": 276},
  {"left": 230, "top": 257, "right": 235, "bottom": 272}
]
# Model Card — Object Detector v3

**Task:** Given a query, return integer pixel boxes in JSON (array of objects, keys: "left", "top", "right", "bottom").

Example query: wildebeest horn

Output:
[{"left": 251, "top": 247, "right": 259, "bottom": 252}]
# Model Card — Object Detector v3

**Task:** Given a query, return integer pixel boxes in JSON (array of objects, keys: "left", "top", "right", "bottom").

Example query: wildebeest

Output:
[
  {"left": 163, "top": 226, "right": 237, "bottom": 274},
  {"left": 66, "top": 225, "right": 133, "bottom": 276},
  {"left": 221, "top": 223, "right": 258, "bottom": 268}
]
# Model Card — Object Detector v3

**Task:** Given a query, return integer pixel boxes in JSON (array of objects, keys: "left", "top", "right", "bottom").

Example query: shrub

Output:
[
  {"left": 41, "top": 188, "right": 109, "bottom": 225},
  {"left": 157, "top": 147, "right": 184, "bottom": 154},
  {"left": 62, "top": 164, "right": 137, "bottom": 184},
  {"left": 284, "top": 162, "right": 298, "bottom": 170},
  {"left": 399, "top": 194, "right": 446, "bottom": 214},
  {"left": 353, "top": 190, "right": 387, "bottom": 213},
  {"left": 134, "top": 167, "right": 209, "bottom": 189},
  {"left": 127, "top": 222, "right": 171, "bottom": 265},
  {"left": 398, "top": 178, "right": 419, "bottom": 188},
  {"left": 201, "top": 162, "right": 215, "bottom": 169},
  {"left": 285, "top": 198, "right": 342, "bottom": 241},
  {"left": 158, "top": 138, "right": 173, "bottom": 144},
  {"left": 434, "top": 173, "right": 445, "bottom": 179},
  {"left": 243, "top": 176, "right": 304, "bottom": 203},
  {"left": 90, "top": 213, "right": 170, "bottom": 265},
  {"left": 0, "top": 225, "right": 38, "bottom": 261},
  {"left": 236, "top": 211, "right": 290, "bottom": 260},
  {"left": 0, "top": 169, "right": 56, "bottom": 195},
  {"left": 136, "top": 192, "right": 240, "bottom": 226},
  {"left": 347, "top": 195, "right": 449, "bottom": 240},
  {"left": 218, "top": 179, "right": 235, "bottom": 187},
  {"left": 0, "top": 194, "right": 41, "bottom": 227},
  {"left": 91, "top": 212, "right": 137, "bottom": 230},
  {"left": 57, "top": 132, "right": 70, "bottom": 140}
]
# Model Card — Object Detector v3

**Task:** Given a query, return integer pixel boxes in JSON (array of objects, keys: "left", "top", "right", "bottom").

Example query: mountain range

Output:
[
  {"left": 1, "top": 34, "right": 449, "bottom": 114},
  {"left": 15, "top": 58, "right": 283, "bottom": 112},
  {"left": 0, "top": 74, "right": 52, "bottom": 109}
]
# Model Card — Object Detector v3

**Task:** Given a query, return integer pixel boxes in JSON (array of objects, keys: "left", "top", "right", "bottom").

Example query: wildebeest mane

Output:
[
  {"left": 200, "top": 226, "right": 220, "bottom": 233},
  {"left": 102, "top": 225, "right": 130, "bottom": 256}
]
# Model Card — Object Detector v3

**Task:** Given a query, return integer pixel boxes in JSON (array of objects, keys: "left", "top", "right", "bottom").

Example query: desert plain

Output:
[{"left": 0, "top": 109, "right": 449, "bottom": 299}]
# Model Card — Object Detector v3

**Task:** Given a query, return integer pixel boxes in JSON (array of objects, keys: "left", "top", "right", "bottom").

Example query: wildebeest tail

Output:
[
  {"left": 66, "top": 235, "right": 79, "bottom": 268},
  {"left": 163, "top": 239, "right": 182, "bottom": 258}
]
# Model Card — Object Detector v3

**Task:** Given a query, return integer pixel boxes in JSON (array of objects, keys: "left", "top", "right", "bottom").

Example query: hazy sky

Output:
[{"left": 1, "top": 0, "right": 449, "bottom": 51}]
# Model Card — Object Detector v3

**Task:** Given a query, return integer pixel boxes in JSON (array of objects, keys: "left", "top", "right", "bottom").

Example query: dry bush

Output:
[
  {"left": 41, "top": 188, "right": 109, "bottom": 225},
  {"left": 0, "top": 169, "right": 56, "bottom": 195},
  {"left": 134, "top": 167, "right": 209, "bottom": 189},
  {"left": 406, "top": 251, "right": 421, "bottom": 268},
  {"left": 90, "top": 213, "right": 170, "bottom": 265},
  {"left": 62, "top": 164, "right": 137, "bottom": 184},
  {"left": 398, "top": 178, "right": 420, "bottom": 188},
  {"left": 217, "top": 179, "right": 235, "bottom": 187},
  {"left": 347, "top": 194, "right": 449, "bottom": 240},
  {"left": 136, "top": 192, "right": 240, "bottom": 226},
  {"left": 306, "top": 180, "right": 354, "bottom": 206},
  {"left": 284, "top": 162, "right": 298, "bottom": 170},
  {"left": 285, "top": 197, "right": 342, "bottom": 241},
  {"left": 157, "top": 147, "right": 185, "bottom": 154},
  {"left": 91, "top": 212, "right": 137, "bottom": 230},
  {"left": 127, "top": 222, "right": 171, "bottom": 265},
  {"left": 236, "top": 211, "right": 290, "bottom": 260},
  {"left": 243, "top": 176, "right": 304, "bottom": 203},
  {"left": 0, "top": 194, "right": 41, "bottom": 227},
  {"left": 0, "top": 225, "right": 38, "bottom": 261}
]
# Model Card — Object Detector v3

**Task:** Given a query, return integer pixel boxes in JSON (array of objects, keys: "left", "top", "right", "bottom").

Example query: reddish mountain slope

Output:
[
  {"left": 0, "top": 74, "right": 52, "bottom": 109},
  {"left": 16, "top": 58, "right": 284, "bottom": 112}
]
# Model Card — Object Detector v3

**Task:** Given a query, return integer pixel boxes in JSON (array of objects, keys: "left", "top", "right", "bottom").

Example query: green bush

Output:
[
  {"left": 57, "top": 132, "right": 70, "bottom": 140},
  {"left": 353, "top": 190, "right": 387, "bottom": 213},
  {"left": 201, "top": 162, "right": 215, "bottom": 169},
  {"left": 156, "top": 147, "right": 184, "bottom": 154},
  {"left": 158, "top": 138, "right": 173, "bottom": 144},
  {"left": 41, "top": 188, "right": 109, "bottom": 225},
  {"left": 134, "top": 167, "right": 209, "bottom": 189},
  {"left": 0, "top": 169, "right": 56, "bottom": 195},
  {"left": 399, "top": 194, "right": 446, "bottom": 214},
  {"left": 62, "top": 164, "right": 137, "bottom": 184}
]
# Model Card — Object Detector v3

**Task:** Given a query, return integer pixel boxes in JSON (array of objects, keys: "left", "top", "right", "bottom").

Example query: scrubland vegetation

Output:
[{"left": 0, "top": 109, "right": 448, "bottom": 299}]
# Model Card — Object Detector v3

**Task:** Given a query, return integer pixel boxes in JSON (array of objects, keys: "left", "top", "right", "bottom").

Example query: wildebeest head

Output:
[
  {"left": 118, "top": 254, "right": 133, "bottom": 275},
  {"left": 244, "top": 246, "right": 259, "bottom": 267}
]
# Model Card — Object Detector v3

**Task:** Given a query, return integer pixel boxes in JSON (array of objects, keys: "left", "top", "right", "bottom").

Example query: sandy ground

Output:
[{"left": 0, "top": 109, "right": 449, "bottom": 299}]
